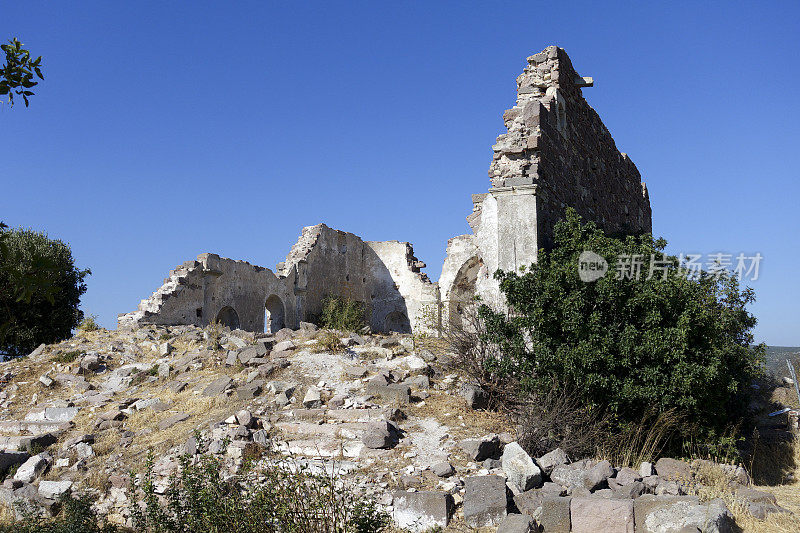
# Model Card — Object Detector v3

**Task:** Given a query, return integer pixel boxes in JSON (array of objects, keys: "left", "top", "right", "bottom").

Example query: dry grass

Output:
[
  {"left": 0, "top": 503, "right": 16, "bottom": 525},
  {"left": 405, "top": 390, "right": 510, "bottom": 441},
  {"left": 682, "top": 437, "right": 800, "bottom": 533},
  {"left": 598, "top": 409, "right": 683, "bottom": 468}
]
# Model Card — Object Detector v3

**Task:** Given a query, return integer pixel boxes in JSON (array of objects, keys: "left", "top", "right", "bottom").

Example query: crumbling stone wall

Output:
[
  {"left": 441, "top": 45, "right": 653, "bottom": 314},
  {"left": 118, "top": 254, "right": 297, "bottom": 332},
  {"left": 121, "top": 225, "right": 438, "bottom": 334},
  {"left": 278, "top": 224, "right": 437, "bottom": 333},
  {"left": 121, "top": 46, "right": 653, "bottom": 335},
  {"left": 490, "top": 45, "right": 652, "bottom": 249}
]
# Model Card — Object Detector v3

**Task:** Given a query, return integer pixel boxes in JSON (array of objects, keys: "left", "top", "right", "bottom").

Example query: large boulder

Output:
[
  {"left": 633, "top": 494, "right": 734, "bottom": 533},
  {"left": 13, "top": 454, "right": 50, "bottom": 484},
  {"left": 459, "top": 434, "right": 501, "bottom": 461},
  {"left": 654, "top": 458, "right": 692, "bottom": 483},
  {"left": 571, "top": 497, "right": 634, "bottom": 533},
  {"left": 392, "top": 491, "right": 453, "bottom": 532},
  {"left": 537, "top": 448, "right": 569, "bottom": 476},
  {"left": 501, "top": 442, "right": 542, "bottom": 492},
  {"left": 463, "top": 475, "right": 508, "bottom": 527},
  {"left": 38, "top": 480, "right": 73, "bottom": 500}
]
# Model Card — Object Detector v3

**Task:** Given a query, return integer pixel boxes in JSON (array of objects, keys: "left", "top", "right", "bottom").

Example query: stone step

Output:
[
  {"left": 0, "top": 432, "right": 59, "bottom": 452},
  {"left": 275, "top": 439, "right": 364, "bottom": 459},
  {"left": 274, "top": 421, "right": 369, "bottom": 439},
  {"left": 0, "top": 420, "right": 71, "bottom": 435}
]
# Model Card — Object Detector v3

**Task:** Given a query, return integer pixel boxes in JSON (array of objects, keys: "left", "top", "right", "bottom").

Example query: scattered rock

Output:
[
  {"left": 38, "top": 480, "right": 73, "bottom": 500},
  {"left": 158, "top": 412, "right": 190, "bottom": 430},
  {"left": 501, "top": 442, "right": 542, "bottom": 492},
  {"left": 362, "top": 420, "right": 400, "bottom": 449},
  {"left": 537, "top": 447, "right": 569, "bottom": 476},
  {"left": 459, "top": 434, "right": 501, "bottom": 462},
  {"left": 202, "top": 377, "right": 233, "bottom": 397},
  {"left": 14, "top": 454, "right": 50, "bottom": 484},
  {"left": 463, "top": 475, "right": 508, "bottom": 528},
  {"left": 497, "top": 513, "right": 536, "bottom": 533},
  {"left": 431, "top": 461, "right": 455, "bottom": 478},
  {"left": 302, "top": 386, "right": 322, "bottom": 408},
  {"left": 462, "top": 385, "right": 489, "bottom": 410},
  {"left": 392, "top": 491, "right": 453, "bottom": 532}
]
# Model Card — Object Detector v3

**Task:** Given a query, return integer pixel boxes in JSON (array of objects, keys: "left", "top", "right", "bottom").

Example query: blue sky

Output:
[{"left": 2, "top": 1, "right": 798, "bottom": 345}]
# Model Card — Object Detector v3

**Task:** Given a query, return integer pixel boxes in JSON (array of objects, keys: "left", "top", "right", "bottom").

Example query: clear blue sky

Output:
[{"left": 2, "top": 1, "right": 798, "bottom": 345}]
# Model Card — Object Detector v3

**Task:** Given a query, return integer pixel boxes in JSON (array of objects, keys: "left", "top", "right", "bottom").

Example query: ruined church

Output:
[{"left": 118, "top": 46, "right": 652, "bottom": 335}]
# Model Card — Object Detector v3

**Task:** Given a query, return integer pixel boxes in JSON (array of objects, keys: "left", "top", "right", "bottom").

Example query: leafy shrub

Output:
[
  {"left": 0, "top": 226, "right": 90, "bottom": 357},
  {"left": 77, "top": 315, "right": 100, "bottom": 332},
  {"left": 52, "top": 350, "right": 83, "bottom": 364},
  {"left": 0, "top": 494, "right": 117, "bottom": 533},
  {"left": 480, "top": 208, "right": 764, "bottom": 456},
  {"left": 313, "top": 330, "right": 345, "bottom": 354},
  {"left": 320, "top": 297, "right": 366, "bottom": 333},
  {"left": 131, "top": 445, "right": 390, "bottom": 533}
]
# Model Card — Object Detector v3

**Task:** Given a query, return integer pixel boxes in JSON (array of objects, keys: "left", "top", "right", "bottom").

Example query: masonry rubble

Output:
[{"left": 0, "top": 321, "right": 791, "bottom": 530}]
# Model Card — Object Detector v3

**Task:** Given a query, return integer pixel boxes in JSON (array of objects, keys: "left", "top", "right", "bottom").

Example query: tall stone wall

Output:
[{"left": 489, "top": 45, "right": 651, "bottom": 249}]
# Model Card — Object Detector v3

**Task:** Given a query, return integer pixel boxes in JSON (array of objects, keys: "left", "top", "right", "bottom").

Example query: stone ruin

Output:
[{"left": 118, "top": 46, "right": 652, "bottom": 335}]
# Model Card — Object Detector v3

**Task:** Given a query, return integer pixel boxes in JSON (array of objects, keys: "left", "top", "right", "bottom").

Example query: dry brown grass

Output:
[{"left": 405, "top": 390, "right": 510, "bottom": 441}]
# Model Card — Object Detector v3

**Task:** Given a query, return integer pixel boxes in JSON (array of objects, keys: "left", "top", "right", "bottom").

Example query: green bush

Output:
[
  {"left": 77, "top": 315, "right": 100, "bottom": 332},
  {"left": 0, "top": 494, "right": 117, "bottom": 533},
  {"left": 320, "top": 296, "right": 367, "bottom": 333},
  {"left": 131, "top": 444, "right": 390, "bottom": 533},
  {"left": 0, "top": 226, "right": 90, "bottom": 357},
  {"left": 480, "top": 208, "right": 764, "bottom": 456}
]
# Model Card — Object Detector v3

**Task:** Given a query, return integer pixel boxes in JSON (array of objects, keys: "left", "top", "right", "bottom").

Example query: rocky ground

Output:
[{"left": 0, "top": 324, "right": 798, "bottom": 532}]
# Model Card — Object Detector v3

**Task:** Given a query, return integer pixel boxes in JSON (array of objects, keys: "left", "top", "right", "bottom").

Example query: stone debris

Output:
[
  {"left": 0, "top": 320, "right": 790, "bottom": 531},
  {"left": 392, "top": 491, "right": 453, "bottom": 532},
  {"left": 501, "top": 441, "right": 542, "bottom": 492},
  {"left": 463, "top": 475, "right": 509, "bottom": 527}
]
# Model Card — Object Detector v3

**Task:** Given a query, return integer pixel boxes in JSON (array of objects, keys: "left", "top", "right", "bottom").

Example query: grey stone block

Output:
[
  {"left": 540, "top": 496, "right": 571, "bottom": 533},
  {"left": 497, "top": 513, "right": 535, "bottom": 533},
  {"left": 463, "top": 475, "right": 508, "bottom": 528},
  {"left": 501, "top": 442, "right": 542, "bottom": 492},
  {"left": 571, "top": 496, "right": 634, "bottom": 533},
  {"left": 459, "top": 433, "right": 501, "bottom": 461},
  {"left": 537, "top": 447, "right": 569, "bottom": 476},
  {"left": 392, "top": 491, "right": 453, "bottom": 532}
]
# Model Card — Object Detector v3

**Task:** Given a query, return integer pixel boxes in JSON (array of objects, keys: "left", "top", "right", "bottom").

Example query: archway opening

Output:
[
  {"left": 215, "top": 306, "right": 240, "bottom": 330},
  {"left": 384, "top": 311, "right": 411, "bottom": 334},
  {"left": 447, "top": 256, "right": 481, "bottom": 331},
  {"left": 265, "top": 295, "right": 285, "bottom": 334}
]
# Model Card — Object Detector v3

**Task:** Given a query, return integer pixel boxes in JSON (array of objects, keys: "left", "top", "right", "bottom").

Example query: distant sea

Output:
[{"left": 765, "top": 346, "right": 800, "bottom": 379}]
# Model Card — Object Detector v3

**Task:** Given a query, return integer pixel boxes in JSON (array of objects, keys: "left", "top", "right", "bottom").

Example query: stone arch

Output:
[
  {"left": 447, "top": 255, "right": 481, "bottom": 330},
  {"left": 384, "top": 310, "right": 411, "bottom": 334},
  {"left": 264, "top": 295, "right": 285, "bottom": 334},
  {"left": 215, "top": 306, "right": 240, "bottom": 330}
]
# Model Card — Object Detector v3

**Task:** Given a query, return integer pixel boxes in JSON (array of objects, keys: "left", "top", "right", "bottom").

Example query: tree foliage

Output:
[
  {"left": 0, "top": 38, "right": 44, "bottom": 107},
  {"left": 480, "top": 208, "right": 764, "bottom": 453},
  {"left": 0, "top": 226, "right": 90, "bottom": 357}
]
